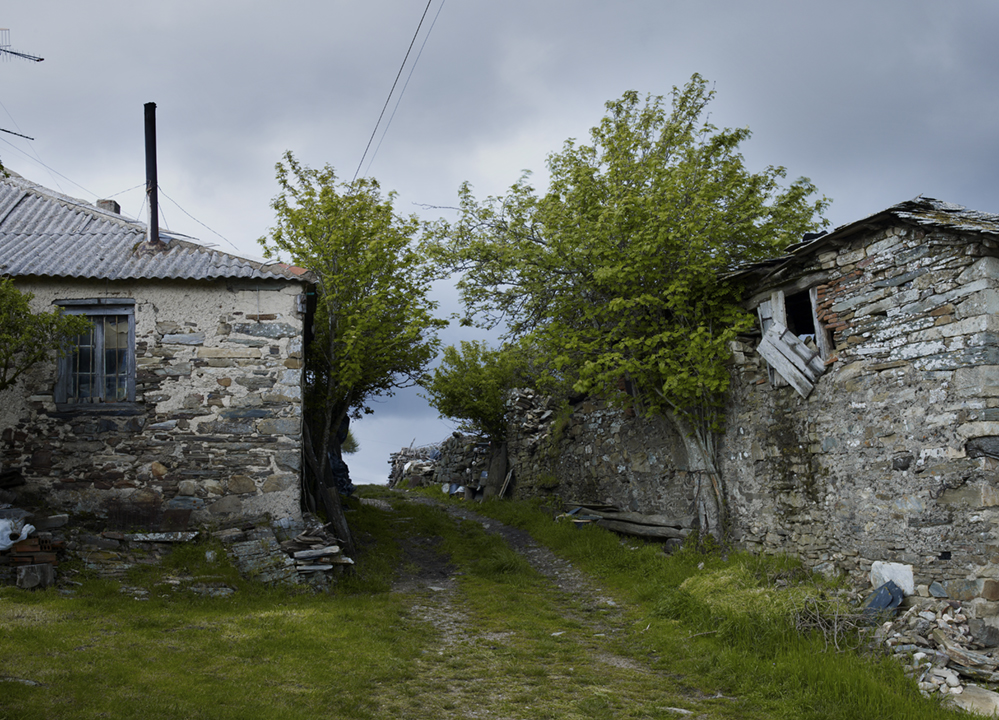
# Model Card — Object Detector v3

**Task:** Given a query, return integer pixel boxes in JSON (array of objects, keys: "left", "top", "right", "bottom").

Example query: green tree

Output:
[
  {"left": 0, "top": 278, "right": 91, "bottom": 395},
  {"left": 425, "top": 75, "right": 828, "bottom": 535},
  {"left": 260, "top": 152, "right": 447, "bottom": 545},
  {"left": 421, "top": 340, "right": 524, "bottom": 442},
  {"left": 340, "top": 428, "right": 359, "bottom": 455}
]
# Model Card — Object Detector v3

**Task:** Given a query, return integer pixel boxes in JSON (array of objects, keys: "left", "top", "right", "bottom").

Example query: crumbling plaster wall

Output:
[
  {"left": 723, "top": 222, "right": 999, "bottom": 595},
  {"left": 0, "top": 277, "right": 307, "bottom": 527}
]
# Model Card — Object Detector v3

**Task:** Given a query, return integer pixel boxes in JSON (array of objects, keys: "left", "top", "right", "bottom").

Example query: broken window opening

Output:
[
  {"left": 755, "top": 287, "right": 828, "bottom": 398},
  {"left": 785, "top": 290, "right": 815, "bottom": 340}
]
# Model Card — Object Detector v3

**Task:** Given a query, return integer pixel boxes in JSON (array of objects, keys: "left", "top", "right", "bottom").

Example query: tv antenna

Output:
[{"left": 0, "top": 29, "right": 43, "bottom": 62}]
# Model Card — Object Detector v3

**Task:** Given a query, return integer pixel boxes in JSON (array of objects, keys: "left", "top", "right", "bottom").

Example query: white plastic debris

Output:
[{"left": 0, "top": 519, "right": 34, "bottom": 551}]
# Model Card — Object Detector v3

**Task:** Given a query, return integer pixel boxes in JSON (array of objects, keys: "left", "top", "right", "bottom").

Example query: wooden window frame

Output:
[{"left": 55, "top": 299, "right": 136, "bottom": 404}]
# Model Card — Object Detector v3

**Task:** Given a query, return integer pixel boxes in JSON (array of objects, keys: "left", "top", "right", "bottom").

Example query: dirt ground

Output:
[{"left": 361, "top": 492, "right": 708, "bottom": 718}]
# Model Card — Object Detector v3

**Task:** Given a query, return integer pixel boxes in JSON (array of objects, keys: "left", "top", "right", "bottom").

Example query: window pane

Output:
[
  {"left": 58, "top": 308, "right": 133, "bottom": 404},
  {"left": 103, "top": 316, "right": 128, "bottom": 403},
  {"left": 69, "top": 327, "right": 96, "bottom": 403}
]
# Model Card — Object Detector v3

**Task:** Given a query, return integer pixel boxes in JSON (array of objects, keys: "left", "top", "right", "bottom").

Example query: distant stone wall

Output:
[
  {"left": 505, "top": 389, "right": 699, "bottom": 520},
  {"left": 0, "top": 277, "right": 307, "bottom": 528},
  {"left": 431, "top": 433, "right": 490, "bottom": 489}
]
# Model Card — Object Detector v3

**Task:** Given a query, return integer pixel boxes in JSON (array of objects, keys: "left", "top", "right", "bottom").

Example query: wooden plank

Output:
[
  {"left": 757, "top": 300, "right": 778, "bottom": 385},
  {"left": 775, "top": 326, "right": 825, "bottom": 379},
  {"left": 770, "top": 290, "right": 787, "bottom": 328},
  {"left": 769, "top": 291, "right": 789, "bottom": 385},
  {"left": 773, "top": 326, "right": 823, "bottom": 381},
  {"left": 572, "top": 507, "right": 696, "bottom": 529},
  {"left": 809, "top": 286, "right": 833, "bottom": 360},
  {"left": 595, "top": 518, "right": 689, "bottom": 539},
  {"left": 757, "top": 331, "right": 815, "bottom": 398},
  {"left": 499, "top": 469, "right": 514, "bottom": 499}
]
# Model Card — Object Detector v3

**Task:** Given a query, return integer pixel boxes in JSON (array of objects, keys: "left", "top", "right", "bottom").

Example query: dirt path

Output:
[{"left": 362, "top": 492, "right": 710, "bottom": 719}]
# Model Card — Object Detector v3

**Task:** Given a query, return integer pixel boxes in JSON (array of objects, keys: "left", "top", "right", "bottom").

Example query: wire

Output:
[
  {"left": 0, "top": 97, "right": 66, "bottom": 193},
  {"left": 364, "top": 0, "right": 446, "bottom": 177},
  {"left": 105, "top": 182, "right": 145, "bottom": 199},
  {"left": 0, "top": 136, "right": 98, "bottom": 198},
  {"left": 353, "top": 0, "right": 438, "bottom": 182},
  {"left": 156, "top": 187, "right": 242, "bottom": 252}
]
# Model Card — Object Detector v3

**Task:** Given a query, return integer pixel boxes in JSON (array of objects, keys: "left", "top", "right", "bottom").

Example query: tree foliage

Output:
[
  {"left": 425, "top": 75, "right": 829, "bottom": 533},
  {"left": 260, "top": 153, "right": 447, "bottom": 538},
  {"left": 261, "top": 152, "right": 447, "bottom": 431},
  {"left": 421, "top": 340, "right": 525, "bottom": 442},
  {"left": 0, "top": 278, "right": 92, "bottom": 395}
]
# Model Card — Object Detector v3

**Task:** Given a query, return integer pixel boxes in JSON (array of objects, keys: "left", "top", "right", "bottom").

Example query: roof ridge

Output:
[{"left": 0, "top": 171, "right": 312, "bottom": 283}]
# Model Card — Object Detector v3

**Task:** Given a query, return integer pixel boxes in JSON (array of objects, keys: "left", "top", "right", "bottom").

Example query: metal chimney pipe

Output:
[{"left": 144, "top": 102, "right": 159, "bottom": 245}]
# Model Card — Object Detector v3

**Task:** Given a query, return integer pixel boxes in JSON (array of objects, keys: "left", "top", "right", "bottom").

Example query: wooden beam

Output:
[
  {"left": 573, "top": 506, "right": 696, "bottom": 529},
  {"left": 595, "top": 518, "right": 689, "bottom": 539},
  {"left": 757, "top": 331, "right": 815, "bottom": 398}
]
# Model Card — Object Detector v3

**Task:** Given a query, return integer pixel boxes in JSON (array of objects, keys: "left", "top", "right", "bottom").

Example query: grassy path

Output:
[
  {"left": 0, "top": 487, "right": 965, "bottom": 719},
  {"left": 371, "top": 492, "right": 718, "bottom": 718}
]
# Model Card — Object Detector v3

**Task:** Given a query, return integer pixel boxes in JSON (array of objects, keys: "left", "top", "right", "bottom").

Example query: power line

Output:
[
  {"left": 0, "top": 136, "right": 98, "bottom": 198},
  {"left": 156, "top": 187, "right": 242, "bottom": 252},
  {"left": 353, "top": 0, "right": 440, "bottom": 182},
  {"left": 364, "top": 0, "right": 446, "bottom": 178}
]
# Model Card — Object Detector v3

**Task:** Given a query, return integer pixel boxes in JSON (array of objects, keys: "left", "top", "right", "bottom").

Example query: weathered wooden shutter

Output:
[
  {"left": 756, "top": 296, "right": 786, "bottom": 387},
  {"left": 756, "top": 324, "right": 824, "bottom": 398}
]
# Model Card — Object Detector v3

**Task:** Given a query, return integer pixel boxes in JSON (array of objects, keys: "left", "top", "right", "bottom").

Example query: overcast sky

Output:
[{"left": 4, "top": 1, "right": 999, "bottom": 484}]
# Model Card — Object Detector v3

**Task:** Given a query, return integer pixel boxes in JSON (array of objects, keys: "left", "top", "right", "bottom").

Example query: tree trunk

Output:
[
  {"left": 302, "top": 422, "right": 355, "bottom": 555},
  {"left": 664, "top": 411, "right": 726, "bottom": 540}
]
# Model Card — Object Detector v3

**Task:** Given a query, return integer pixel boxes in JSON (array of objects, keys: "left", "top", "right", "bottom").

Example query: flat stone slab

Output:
[
  {"left": 17, "top": 564, "right": 55, "bottom": 589},
  {"left": 293, "top": 545, "right": 340, "bottom": 560},
  {"left": 125, "top": 532, "right": 199, "bottom": 543},
  {"left": 871, "top": 561, "right": 914, "bottom": 595},
  {"left": 947, "top": 684, "right": 999, "bottom": 716}
]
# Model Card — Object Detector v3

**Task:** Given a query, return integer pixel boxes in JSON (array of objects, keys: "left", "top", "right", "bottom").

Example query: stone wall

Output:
[
  {"left": 722, "top": 222, "right": 999, "bottom": 596},
  {"left": 505, "top": 389, "right": 700, "bottom": 520},
  {"left": 443, "top": 221, "right": 999, "bottom": 603},
  {"left": 1, "top": 277, "right": 307, "bottom": 528}
]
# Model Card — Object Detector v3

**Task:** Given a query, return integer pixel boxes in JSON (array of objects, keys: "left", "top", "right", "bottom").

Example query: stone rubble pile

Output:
[
  {"left": 388, "top": 434, "right": 494, "bottom": 496},
  {"left": 862, "top": 561, "right": 999, "bottom": 713},
  {"left": 876, "top": 595, "right": 999, "bottom": 714},
  {"left": 213, "top": 513, "right": 353, "bottom": 589},
  {"left": 387, "top": 441, "right": 444, "bottom": 489},
  {"left": 2, "top": 499, "right": 353, "bottom": 591}
]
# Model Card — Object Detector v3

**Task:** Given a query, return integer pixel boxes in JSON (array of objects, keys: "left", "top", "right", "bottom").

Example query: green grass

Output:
[
  {"left": 0, "top": 487, "right": 966, "bottom": 719},
  {"left": 463, "top": 493, "right": 965, "bottom": 720}
]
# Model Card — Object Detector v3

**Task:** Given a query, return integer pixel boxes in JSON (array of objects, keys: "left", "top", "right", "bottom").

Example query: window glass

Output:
[{"left": 57, "top": 305, "right": 134, "bottom": 404}]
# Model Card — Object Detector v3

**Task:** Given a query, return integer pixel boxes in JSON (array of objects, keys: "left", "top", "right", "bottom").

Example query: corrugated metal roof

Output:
[{"left": 0, "top": 172, "right": 310, "bottom": 283}]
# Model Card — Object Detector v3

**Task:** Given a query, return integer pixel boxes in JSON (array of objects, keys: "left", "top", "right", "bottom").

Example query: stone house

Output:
[
  {"left": 0, "top": 171, "right": 313, "bottom": 530},
  {"left": 721, "top": 196, "right": 999, "bottom": 596},
  {"left": 496, "top": 196, "right": 999, "bottom": 599}
]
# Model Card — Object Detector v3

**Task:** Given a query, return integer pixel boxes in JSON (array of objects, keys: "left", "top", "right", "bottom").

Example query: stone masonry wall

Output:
[
  {"left": 452, "top": 221, "right": 999, "bottom": 605},
  {"left": 723, "top": 222, "right": 999, "bottom": 597},
  {"left": 504, "top": 389, "right": 701, "bottom": 521},
  {"left": 0, "top": 277, "right": 307, "bottom": 528}
]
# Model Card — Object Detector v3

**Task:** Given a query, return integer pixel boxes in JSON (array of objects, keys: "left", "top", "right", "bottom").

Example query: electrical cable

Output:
[
  {"left": 364, "top": 0, "right": 446, "bottom": 178},
  {"left": 0, "top": 136, "right": 97, "bottom": 198},
  {"left": 157, "top": 187, "right": 242, "bottom": 252},
  {"left": 352, "top": 0, "right": 437, "bottom": 182},
  {"left": 0, "top": 98, "right": 68, "bottom": 194}
]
